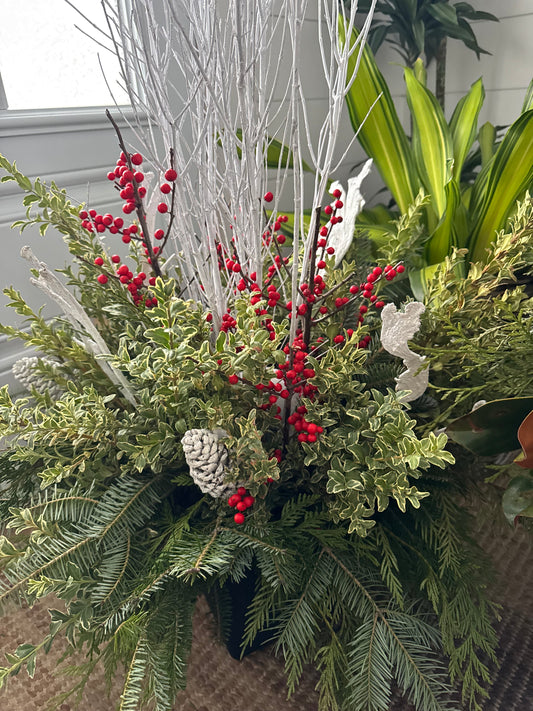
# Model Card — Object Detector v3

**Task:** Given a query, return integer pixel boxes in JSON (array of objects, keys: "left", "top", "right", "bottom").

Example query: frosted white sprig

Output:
[
  {"left": 20, "top": 246, "right": 138, "bottom": 406},
  {"left": 380, "top": 302, "right": 429, "bottom": 403},
  {"left": 327, "top": 158, "right": 373, "bottom": 267}
]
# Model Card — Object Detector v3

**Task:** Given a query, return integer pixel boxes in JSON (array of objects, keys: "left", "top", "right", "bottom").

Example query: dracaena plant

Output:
[
  {"left": 346, "top": 0, "right": 499, "bottom": 109},
  {"left": 339, "top": 17, "right": 533, "bottom": 295},
  {"left": 0, "top": 2, "right": 500, "bottom": 711}
]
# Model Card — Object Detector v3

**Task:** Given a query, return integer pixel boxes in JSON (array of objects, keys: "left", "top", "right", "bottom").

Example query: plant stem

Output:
[
  {"left": 435, "top": 37, "right": 447, "bottom": 111},
  {"left": 105, "top": 110, "right": 163, "bottom": 278}
]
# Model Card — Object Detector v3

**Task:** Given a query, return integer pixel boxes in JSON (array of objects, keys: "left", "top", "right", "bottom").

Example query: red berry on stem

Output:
[
  {"left": 94, "top": 257, "right": 104, "bottom": 266},
  {"left": 263, "top": 191, "right": 274, "bottom": 202},
  {"left": 234, "top": 513, "right": 245, "bottom": 524},
  {"left": 160, "top": 183, "right": 171, "bottom": 194},
  {"left": 165, "top": 168, "right": 177, "bottom": 181},
  {"left": 157, "top": 203, "right": 168, "bottom": 213},
  {"left": 131, "top": 153, "right": 143, "bottom": 165},
  {"left": 228, "top": 374, "right": 239, "bottom": 385},
  {"left": 111, "top": 255, "right": 120, "bottom": 263},
  {"left": 154, "top": 229, "right": 165, "bottom": 240},
  {"left": 97, "top": 274, "right": 108, "bottom": 284}
]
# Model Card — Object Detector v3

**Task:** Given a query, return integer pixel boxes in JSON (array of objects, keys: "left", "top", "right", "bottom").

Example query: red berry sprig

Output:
[{"left": 228, "top": 486, "right": 255, "bottom": 524}]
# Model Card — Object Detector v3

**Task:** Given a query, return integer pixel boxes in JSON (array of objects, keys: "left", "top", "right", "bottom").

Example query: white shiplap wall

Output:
[{"left": 0, "top": 109, "right": 129, "bottom": 390}]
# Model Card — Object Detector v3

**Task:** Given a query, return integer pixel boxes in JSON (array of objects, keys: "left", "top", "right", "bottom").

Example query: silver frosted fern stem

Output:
[
  {"left": 181, "top": 429, "right": 237, "bottom": 499},
  {"left": 20, "top": 246, "right": 138, "bottom": 407},
  {"left": 380, "top": 302, "right": 429, "bottom": 403}
]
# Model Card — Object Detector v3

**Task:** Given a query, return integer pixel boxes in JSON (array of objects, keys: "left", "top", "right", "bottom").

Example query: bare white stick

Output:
[{"left": 85, "top": 0, "right": 378, "bottom": 329}]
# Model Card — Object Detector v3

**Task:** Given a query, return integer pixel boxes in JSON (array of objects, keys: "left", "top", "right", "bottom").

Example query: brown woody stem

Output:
[{"left": 105, "top": 109, "right": 163, "bottom": 278}]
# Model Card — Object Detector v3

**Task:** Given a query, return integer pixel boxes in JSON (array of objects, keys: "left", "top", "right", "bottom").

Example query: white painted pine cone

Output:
[
  {"left": 181, "top": 429, "right": 236, "bottom": 498},
  {"left": 12, "top": 357, "right": 65, "bottom": 399}
]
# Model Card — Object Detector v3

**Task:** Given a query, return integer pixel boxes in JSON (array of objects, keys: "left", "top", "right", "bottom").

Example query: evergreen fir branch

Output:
[
  {"left": 93, "top": 533, "right": 131, "bottom": 605},
  {"left": 314, "top": 621, "right": 348, "bottom": 711},
  {"left": 145, "top": 584, "right": 195, "bottom": 710},
  {"left": 376, "top": 484, "right": 499, "bottom": 711},
  {"left": 0, "top": 533, "right": 96, "bottom": 612},
  {"left": 371, "top": 526, "right": 404, "bottom": 606},
  {"left": 95, "top": 476, "right": 164, "bottom": 539},
  {"left": 24, "top": 490, "right": 100, "bottom": 525},
  {"left": 326, "top": 549, "right": 455, "bottom": 711},
  {"left": 119, "top": 635, "right": 150, "bottom": 711},
  {"left": 273, "top": 549, "right": 329, "bottom": 694},
  {"left": 346, "top": 613, "right": 394, "bottom": 711}
]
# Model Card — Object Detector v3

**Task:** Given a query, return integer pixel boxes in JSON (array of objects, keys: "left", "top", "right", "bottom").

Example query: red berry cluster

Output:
[
  {"left": 287, "top": 405, "right": 324, "bottom": 444},
  {"left": 219, "top": 188, "right": 407, "bottom": 447},
  {"left": 228, "top": 486, "right": 255, "bottom": 524},
  {"left": 79, "top": 150, "right": 178, "bottom": 307},
  {"left": 93, "top": 256, "right": 158, "bottom": 307}
]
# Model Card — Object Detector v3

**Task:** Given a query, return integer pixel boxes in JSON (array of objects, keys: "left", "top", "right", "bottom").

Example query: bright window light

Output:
[{"left": 0, "top": 0, "right": 129, "bottom": 110}]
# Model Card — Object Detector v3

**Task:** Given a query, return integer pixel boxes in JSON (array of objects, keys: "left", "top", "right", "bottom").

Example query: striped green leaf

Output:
[
  {"left": 339, "top": 19, "right": 419, "bottom": 214},
  {"left": 405, "top": 67, "right": 453, "bottom": 219},
  {"left": 468, "top": 109, "right": 533, "bottom": 262},
  {"left": 478, "top": 121, "right": 497, "bottom": 168},
  {"left": 522, "top": 78, "right": 533, "bottom": 113},
  {"left": 426, "top": 178, "right": 461, "bottom": 264},
  {"left": 449, "top": 78, "right": 485, "bottom": 181}
]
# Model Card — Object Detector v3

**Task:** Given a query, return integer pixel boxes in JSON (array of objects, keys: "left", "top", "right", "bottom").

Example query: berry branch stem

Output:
[
  {"left": 105, "top": 110, "right": 163, "bottom": 278},
  {"left": 302, "top": 206, "right": 322, "bottom": 348}
]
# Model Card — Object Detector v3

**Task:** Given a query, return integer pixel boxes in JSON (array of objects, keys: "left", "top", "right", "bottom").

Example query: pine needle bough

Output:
[{"left": 0, "top": 1, "right": 500, "bottom": 710}]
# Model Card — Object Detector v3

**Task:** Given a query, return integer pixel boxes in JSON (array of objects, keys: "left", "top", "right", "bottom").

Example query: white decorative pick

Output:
[
  {"left": 326, "top": 159, "right": 373, "bottom": 267},
  {"left": 380, "top": 302, "right": 428, "bottom": 402}
]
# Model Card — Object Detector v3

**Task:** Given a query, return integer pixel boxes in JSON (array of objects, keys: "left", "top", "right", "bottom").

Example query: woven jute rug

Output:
[{"left": 0, "top": 523, "right": 531, "bottom": 711}]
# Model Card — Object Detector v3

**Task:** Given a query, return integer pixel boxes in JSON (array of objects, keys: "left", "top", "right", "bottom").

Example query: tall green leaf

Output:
[
  {"left": 522, "top": 78, "right": 533, "bottom": 113},
  {"left": 405, "top": 67, "right": 453, "bottom": 219},
  {"left": 478, "top": 122, "right": 497, "bottom": 168},
  {"left": 468, "top": 110, "right": 533, "bottom": 261},
  {"left": 448, "top": 78, "right": 485, "bottom": 181},
  {"left": 426, "top": 178, "right": 462, "bottom": 264},
  {"left": 340, "top": 19, "right": 419, "bottom": 213}
]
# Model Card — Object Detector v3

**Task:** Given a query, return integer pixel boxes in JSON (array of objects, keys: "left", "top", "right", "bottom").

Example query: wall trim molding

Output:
[{"left": 0, "top": 106, "right": 143, "bottom": 138}]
